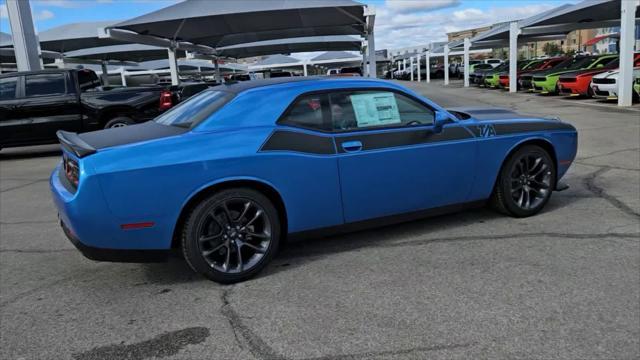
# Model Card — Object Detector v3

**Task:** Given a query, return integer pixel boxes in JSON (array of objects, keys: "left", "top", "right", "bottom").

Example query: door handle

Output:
[{"left": 341, "top": 140, "right": 362, "bottom": 152}]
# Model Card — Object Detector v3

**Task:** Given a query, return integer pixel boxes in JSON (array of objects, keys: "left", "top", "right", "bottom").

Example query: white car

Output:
[
  {"left": 591, "top": 66, "right": 640, "bottom": 100},
  {"left": 327, "top": 68, "right": 340, "bottom": 75},
  {"left": 484, "top": 58, "right": 503, "bottom": 68}
]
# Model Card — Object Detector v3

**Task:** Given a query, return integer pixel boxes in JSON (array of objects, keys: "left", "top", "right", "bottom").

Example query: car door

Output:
[
  {"left": 17, "top": 72, "right": 82, "bottom": 143},
  {"left": 330, "top": 89, "right": 477, "bottom": 223},
  {"left": 0, "top": 75, "right": 22, "bottom": 146}
]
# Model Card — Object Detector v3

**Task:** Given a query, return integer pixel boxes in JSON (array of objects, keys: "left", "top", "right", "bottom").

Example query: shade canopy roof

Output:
[
  {"left": 252, "top": 54, "right": 301, "bottom": 66},
  {"left": 109, "top": 0, "right": 367, "bottom": 49},
  {"left": 0, "top": 32, "right": 11, "bottom": 44},
  {"left": 312, "top": 50, "right": 359, "bottom": 61},
  {"left": 216, "top": 35, "right": 362, "bottom": 59},
  {"left": 63, "top": 44, "right": 185, "bottom": 62},
  {"left": 34, "top": 21, "right": 125, "bottom": 52},
  {"left": 524, "top": 0, "right": 637, "bottom": 29},
  {"left": 0, "top": 48, "right": 60, "bottom": 64},
  {"left": 138, "top": 59, "right": 246, "bottom": 72}
]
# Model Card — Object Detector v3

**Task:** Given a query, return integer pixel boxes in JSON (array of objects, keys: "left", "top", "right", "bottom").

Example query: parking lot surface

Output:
[{"left": 1, "top": 80, "right": 638, "bottom": 360}]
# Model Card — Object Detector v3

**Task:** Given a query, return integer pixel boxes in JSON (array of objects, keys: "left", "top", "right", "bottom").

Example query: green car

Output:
[
  {"left": 532, "top": 54, "right": 618, "bottom": 94},
  {"left": 486, "top": 59, "right": 542, "bottom": 88},
  {"left": 480, "top": 62, "right": 509, "bottom": 87}
]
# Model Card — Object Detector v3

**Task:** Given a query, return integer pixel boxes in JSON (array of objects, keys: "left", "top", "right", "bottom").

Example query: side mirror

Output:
[{"left": 433, "top": 110, "right": 450, "bottom": 133}]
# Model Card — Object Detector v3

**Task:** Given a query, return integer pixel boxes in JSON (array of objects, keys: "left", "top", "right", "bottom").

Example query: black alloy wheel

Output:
[
  {"left": 491, "top": 145, "right": 556, "bottom": 217},
  {"left": 182, "top": 188, "right": 280, "bottom": 283}
]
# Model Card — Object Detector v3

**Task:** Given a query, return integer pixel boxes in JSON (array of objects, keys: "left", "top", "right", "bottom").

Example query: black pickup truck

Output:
[{"left": 0, "top": 69, "right": 207, "bottom": 149}]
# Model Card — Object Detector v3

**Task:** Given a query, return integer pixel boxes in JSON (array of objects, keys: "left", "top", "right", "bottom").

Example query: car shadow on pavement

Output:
[
  {"left": 0, "top": 146, "right": 61, "bottom": 161},
  {"left": 261, "top": 193, "right": 585, "bottom": 280}
]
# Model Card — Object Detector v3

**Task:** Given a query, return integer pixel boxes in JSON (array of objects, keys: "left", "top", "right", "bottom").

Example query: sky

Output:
[{"left": 0, "top": 0, "right": 580, "bottom": 54}]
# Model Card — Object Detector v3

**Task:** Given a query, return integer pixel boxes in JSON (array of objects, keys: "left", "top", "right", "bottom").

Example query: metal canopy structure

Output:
[
  {"left": 421, "top": 0, "right": 639, "bottom": 107},
  {"left": 35, "top": 21, "right": 123, "bottom": 52},
  {"left": 520, "top": 0, "right": 639, "bottom": 106},
  {"left": 312, "top": 51, "right": 359, "bottom": 62},
  {"left": 108, "top": 0, "right": 367, "bottom": 48},
  {"left": 215, "top": 35, "right": 362, "bottom": 59},
  {"left": 63, "top": 44, "right": 185, "bottom": 63},
  {"left": 103, "top": 0, "right": 376, "bottom": 83}
]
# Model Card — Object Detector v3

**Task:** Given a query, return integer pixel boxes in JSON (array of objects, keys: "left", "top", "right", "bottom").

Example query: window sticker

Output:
[{"left": 350, "top": 92, "right": 401, "bottom": 127}]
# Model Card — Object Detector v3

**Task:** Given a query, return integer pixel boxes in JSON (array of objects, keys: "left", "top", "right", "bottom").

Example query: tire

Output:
[
  {"left": 104, "top": 116, "right": 134, "bottom": 129},
  {"left": 182, "top": 188, "right": 281, "bottom": 283},
  {"left": 490, "top": 145, "right": 556, "bottom": 218}
]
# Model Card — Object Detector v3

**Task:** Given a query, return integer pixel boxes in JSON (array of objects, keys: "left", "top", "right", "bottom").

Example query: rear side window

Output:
[
  {"left": 0, "top": 77, "right": 18, "bottom": 100},
  {"left": 154, "top": 90, "right": 234, "bottom": 128},
  {"left": 279, "top": 93, "right": 329, "bottom": 131},
  {"left": 25, "top": 73, "right": 66, "bottom": 97}
]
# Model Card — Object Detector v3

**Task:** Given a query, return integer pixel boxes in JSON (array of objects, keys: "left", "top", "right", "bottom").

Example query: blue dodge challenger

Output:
[{"left": 50, "top": 77, "right": 577, "bottom": 283}]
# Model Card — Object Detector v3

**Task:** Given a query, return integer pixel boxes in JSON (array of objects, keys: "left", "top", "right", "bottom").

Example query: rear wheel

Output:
[
  {"left": 104, "top": 116, "right": 133, "bottom": 129},
  {"left": 182, "top": 188, "right": 280, "bottom": 283},
  {"left": 490, "top": 145, "right": 556, "bottom": 217}
]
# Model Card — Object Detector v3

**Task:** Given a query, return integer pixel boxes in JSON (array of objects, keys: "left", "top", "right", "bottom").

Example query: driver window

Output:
[{"left": 329, "top": 90, "right": 434, "bottom": 131}]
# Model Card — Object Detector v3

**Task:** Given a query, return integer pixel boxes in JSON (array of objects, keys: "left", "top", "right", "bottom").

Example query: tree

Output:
[{"left": 542, "top": 42, "right": 561, "bottom": 56}]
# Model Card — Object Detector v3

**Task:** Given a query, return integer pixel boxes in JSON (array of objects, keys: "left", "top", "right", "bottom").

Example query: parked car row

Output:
[
  {"left": 0, "top": 68, "right": 211, "bottom": 150},
  {"left": 470, "top": 54, "right": 640, "bottom": 102}
]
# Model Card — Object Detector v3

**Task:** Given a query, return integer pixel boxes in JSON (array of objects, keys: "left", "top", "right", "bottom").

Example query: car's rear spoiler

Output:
[{"left": 56, "top": 130, "right": 96, "bottom": 158}]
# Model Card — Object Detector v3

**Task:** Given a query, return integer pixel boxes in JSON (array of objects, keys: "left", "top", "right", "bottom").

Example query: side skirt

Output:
[{"left": 288, "top": 200, "right": 487, "bottom": 241}]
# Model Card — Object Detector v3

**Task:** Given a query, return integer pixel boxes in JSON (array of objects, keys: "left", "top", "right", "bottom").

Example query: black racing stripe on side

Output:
[
  {"left": 335, "top": 126, "right": 472, "bottom": 153},
  {"left": 470, "top": 122, "right": 575, "bottom": 137},
  {"left": 260, "top": 130, "right": 335, "bottom": 155},
  {"left": 494, "top": 122, "right": 575, "bottom": 135}
]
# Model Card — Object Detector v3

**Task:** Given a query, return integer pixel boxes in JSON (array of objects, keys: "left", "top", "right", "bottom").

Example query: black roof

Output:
[{"left": 218, "top": 76, "right": 332, "bottom": 93}]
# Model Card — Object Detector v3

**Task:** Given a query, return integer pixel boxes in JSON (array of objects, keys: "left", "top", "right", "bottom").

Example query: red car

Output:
[
  {"left": 558, "top": 53, "right": 640, "bottom": 97},
  {"left": 499, "top": 57, "right": 566, "bottom": 90}
]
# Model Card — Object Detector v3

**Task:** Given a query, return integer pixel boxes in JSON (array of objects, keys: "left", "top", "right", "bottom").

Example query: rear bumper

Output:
[
  {"left": 61, "top": 219, "right": 168, "bottom": 263},
  {"left": 50, "top": 164, "right": 171, "bottom": 263}
]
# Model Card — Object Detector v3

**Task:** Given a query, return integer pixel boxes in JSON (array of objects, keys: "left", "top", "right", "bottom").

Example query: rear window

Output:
[
  {"left": 154, "top": 90, "right": 234, "bottom": 128},
  {"left": 25, "top": 73, "right": 66, "bottom": 97},
  {"left": 77, "top": 70, "right": 101, "bottom": 92},
  {"left": 0, "top": 77, "right": 18, "bottom": 100}
]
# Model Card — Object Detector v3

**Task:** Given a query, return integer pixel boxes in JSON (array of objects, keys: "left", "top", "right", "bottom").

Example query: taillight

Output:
[
  {"left": 63, "top": 154, "right": 79, "bottom": 188},
  {"left": 159, "top": 90, "right": 173, "bottom": 111}
]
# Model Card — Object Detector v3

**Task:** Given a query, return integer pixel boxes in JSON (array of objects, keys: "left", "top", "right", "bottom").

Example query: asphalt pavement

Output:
[{"left": 1, "top": 79, "right": 638, "bottom": 360}]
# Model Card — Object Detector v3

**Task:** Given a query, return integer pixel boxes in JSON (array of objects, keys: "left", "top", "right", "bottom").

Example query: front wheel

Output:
[
  {"left": 491, "top": 145, "right": 556, "bottom": 217},
  {"left": 182, "top": 188, "right": 280, "bottom": 283}
]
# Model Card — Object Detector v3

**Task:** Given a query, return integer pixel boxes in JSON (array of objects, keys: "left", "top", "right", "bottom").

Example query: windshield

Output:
[
  {"left": 154, "top": 90, "right": 234, "bottom": 128},
  {"left": 564, "top": 56, "right": 597, "bottom": 70}
]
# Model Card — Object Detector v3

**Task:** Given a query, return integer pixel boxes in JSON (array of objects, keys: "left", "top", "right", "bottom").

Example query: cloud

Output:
[
  {"left": 33, "top": 0, "right": 79, "bottom": 8},
  {"left": 386, "top": 0, "right": 460, "bottom": 13},
  {"left": 374, "top": 2, "right": 558, "bottom": 50},
  {"left": 34, "top": 9, "right": 55, "bottom": 21}
]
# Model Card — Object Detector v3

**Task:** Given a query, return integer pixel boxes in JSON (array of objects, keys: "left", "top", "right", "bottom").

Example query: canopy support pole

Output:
[
  {"left": 303, "top": 61, "right": 308, "bottom": 77},
  {"left": 509, "top": 21, "right": 520, "bottom": 93},
  {"left": 396, "top": 61, "right": 400, "bottom": 79},
  {"left": 214, "top": 58, "right": 221, "bottom": 83},
  {"left": 101, "top": 61, "right": 110, "bottom": 87},
  {"left": 365, "top": 9, "right": 376, "bottom": 78},
  {"left": 168, "top": 47, "right": 180, "bottom": 86},
  {"left": 463, "top": 38, "right": 470, "bottom": 87},
  {"left": 120, "top": 67, "right": 127, "bottom": 87},
  {"left": 363, "top": 51, "right": 368, "bottom": 77},
  {"left": 6, "top": 0, "right": 42, "bottom": 71},
  {"left": 417, "top": 54, "right": 421, "bottom": 82},
  {"left": 402, "top": 59, "right": 406, "bottom": 72},
  {"left": 410, "top": 57, "right": 414, "bottom": 81},
  {"left": 426, "top": 51, "right": 430, "bottom": 83},
  {"left": 444, "top": 44, "right": 449, "bottom": 85},
  {"left": 617, "top": 0, "right": 637, "bottom": 107}
]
